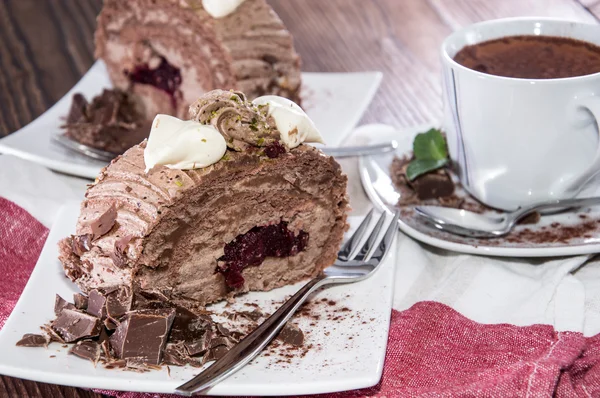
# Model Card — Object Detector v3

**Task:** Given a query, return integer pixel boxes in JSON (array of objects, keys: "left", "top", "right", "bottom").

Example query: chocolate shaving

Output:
[{"left": 16, "top": 333, "right": 50, "bottom": 348}]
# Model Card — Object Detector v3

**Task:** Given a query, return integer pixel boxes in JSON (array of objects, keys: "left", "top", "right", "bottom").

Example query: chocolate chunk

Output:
[
  {"left": 184, "top": 331, "right": 211, "bottom": 356},
  {"left": 105, "top": 286, "right": 132, "bottom": 320},
  {"left": 277, "top": 323, "right": 304, "bottom": 347},
  {"left": 41, "top": 324, "right": 65, "bottom": 343},
  {"left": 163, "top": 342, "right": 189, "bottom": 366},
  {"left": 71, "top": 234, "right": 92, "bottom": 256},
  {"left": 89, "top": 205, "right": 117, "bottom": 239},
  {"left": 408, "top": 169, "right": 455, "bottom": 200},
  {"left": 86, "top": 289, "right": 107, "bottom": 319},
  {"left": 66, "top": 93, "right": 88, "bottom": 123},
  {"left": 109, "top": 308, "right": 175, "bottom": 365},
  {"left": 110, "top": 235, "right": 133, "bottom": 267},
  {"left": 69, "top": 340, "right": 101, "bottom": 365},
  {"left": 216, "top": 323, "right": 230, "bottom": 337},
  {"left": 168, "top": 306, "right": 212, "bottom": 344},
  {"left": 104, "top": 318, "right": 118, "bottom": 331},
  {"left": 54, "top": 294, "right": 76, "bottom": 315},
  {"left": 51, "top": 309, "right": 101, "bottom": 343},
  {"left": 16, "top": 333, "right": 50, "bottom": 348},
  {"left": 204, "top": 345, "right": 229, "bottom": 362},
  {"left": 73, "top": 293, "right": 88, "bottom": 310}
]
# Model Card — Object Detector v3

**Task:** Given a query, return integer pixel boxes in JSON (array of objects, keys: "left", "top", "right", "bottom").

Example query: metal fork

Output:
[
  {"left": 52, "top": 132, "right": 399, "bottom": 162},
  {"left": 175, "top": 209, "right": 400, "bottom": 396}
]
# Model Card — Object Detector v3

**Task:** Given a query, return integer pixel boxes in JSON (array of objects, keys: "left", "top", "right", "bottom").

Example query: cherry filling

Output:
[
  {"left": 264, "top": 141, "right": 287, "bottom": 158},
  {"left": 217, "top": 221, "right": 309, "bottom": 289},
  {"left": 127, "top": 57, "right": 182, "bottom": 108}
]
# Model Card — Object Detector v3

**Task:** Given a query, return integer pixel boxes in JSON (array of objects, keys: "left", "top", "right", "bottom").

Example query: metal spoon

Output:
[
  {"left": 415, "top": 197, "right": 600, "bottom": 238},
  {"left": 53, "top": 133, "right": 398, "bottom": 162}
]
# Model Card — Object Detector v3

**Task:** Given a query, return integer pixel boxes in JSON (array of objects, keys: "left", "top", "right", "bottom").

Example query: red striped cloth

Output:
[{"left": 1, "top": 196, "right": 599, "bottom": 397}]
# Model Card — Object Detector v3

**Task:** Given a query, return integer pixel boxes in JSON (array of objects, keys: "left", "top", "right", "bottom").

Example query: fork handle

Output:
[{"left": 176, "top": 274, "right": 330, "bottom": 395}]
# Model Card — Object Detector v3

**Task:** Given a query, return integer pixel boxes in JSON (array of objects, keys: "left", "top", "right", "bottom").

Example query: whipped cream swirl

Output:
[
  {"left": 252, "top": 96, "right": 325, "bottom": 149},
  {"left": 144, "top": 114, "right": 227, "bottom": 172},
  {"left": 202, "top": 0, "right": 246, "bottom": 18}
]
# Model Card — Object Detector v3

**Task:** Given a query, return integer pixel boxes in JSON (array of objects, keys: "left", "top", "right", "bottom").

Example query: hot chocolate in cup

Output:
[{"left": 441, "top": 17, "right": 600, "bottom": 211}]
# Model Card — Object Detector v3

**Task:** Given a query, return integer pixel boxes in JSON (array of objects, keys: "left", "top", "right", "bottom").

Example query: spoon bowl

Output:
[{"left": 415, "top": 197, "right": 600, "bottom": 238}]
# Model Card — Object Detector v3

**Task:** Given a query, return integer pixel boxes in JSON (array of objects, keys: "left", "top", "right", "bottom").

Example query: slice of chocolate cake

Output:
[
  {"left": 59, "top": 90, "right": 348, "bottom": 308},
  {"left": 95, "top": 0, "right": 302, "bottom": 119}
]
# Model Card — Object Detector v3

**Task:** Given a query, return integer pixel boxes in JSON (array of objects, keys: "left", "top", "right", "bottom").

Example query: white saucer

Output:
[
  {"left": 0, "top": 61, "right": 382, "bottom": 179},
  {"left": 358, "top": 124, "right": 600, "bottom": 257}
]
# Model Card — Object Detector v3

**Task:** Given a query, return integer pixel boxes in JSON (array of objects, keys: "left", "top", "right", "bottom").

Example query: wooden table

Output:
[{"left": 1, "top": 0, "right": 599, "bottom": 396}]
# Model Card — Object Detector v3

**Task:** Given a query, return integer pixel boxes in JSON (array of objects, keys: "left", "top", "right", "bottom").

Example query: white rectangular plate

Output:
[
  {"left": 0, "top": 61, "right": 382, "bottom": 179},
  {"left": 0, "top": 203, "right": 396, "bottom": 396}
]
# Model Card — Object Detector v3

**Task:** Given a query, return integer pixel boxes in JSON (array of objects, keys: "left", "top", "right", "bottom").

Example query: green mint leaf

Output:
[
  {"left": 406, "top": 158, "right": 448, "bottom": 181},
  {"left": 412, "top": 128, "right": 448, "bottom": 161}
]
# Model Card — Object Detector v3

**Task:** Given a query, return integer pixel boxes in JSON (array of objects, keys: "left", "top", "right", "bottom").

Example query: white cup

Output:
[{"left": 441, "top": 17, "right": 600, "bottom": 211}]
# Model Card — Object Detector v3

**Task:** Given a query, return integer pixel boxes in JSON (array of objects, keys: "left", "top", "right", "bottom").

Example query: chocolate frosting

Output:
[{"left": 189, "top": 89, "right": 279, "bottom": 150}]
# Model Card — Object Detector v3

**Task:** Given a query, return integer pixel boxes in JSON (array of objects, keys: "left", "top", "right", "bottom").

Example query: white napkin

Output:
[{"left": 344, "top": 124, "right": 596, "bottom": 336}]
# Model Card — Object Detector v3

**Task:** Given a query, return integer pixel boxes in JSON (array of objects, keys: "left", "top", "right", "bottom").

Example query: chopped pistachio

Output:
[
  {"left": 221, "top": 153, "right": 231, "bottom": 161},
  {"left": 201, "top": 138, "right": 207, "bottom": 143},
  {"left": 174, "top": 180, "right": 183, "bottom": 187},
  {"left": 257, "top": 137, "right": 265, "bottom": 146}
]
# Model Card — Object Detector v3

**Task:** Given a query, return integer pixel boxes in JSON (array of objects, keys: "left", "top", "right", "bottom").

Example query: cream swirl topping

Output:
[
  {"left": 252, "top": 96, "right": 325, "bottom": 149},
  {"left": 144, "top": 114, "right": 227, "bottom": 172},
  {"left": 202, "top": 0, "right": 246, "bottom": 18}
]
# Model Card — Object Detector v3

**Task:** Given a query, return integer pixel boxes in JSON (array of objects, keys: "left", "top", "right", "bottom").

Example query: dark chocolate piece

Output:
[
  {"left": 104, "top": 318, "right": 118, "bottom": 331},
  {"left": 63, "top": 89, "right": 150, "bottom": 154},
  {"left": 73, "top": 293, "right": 88, "bottom": 310},
  {"left": 41, "top": 324, "right": 66, "bottom": 343},
  {"left": 54, "top": 294, "right": 76, "bottom": 315},
  {"left": 109, "top": 308, "right": 175, "bottom": 365},
  {"left": 89, "top": 205, "right": 117, "bottom": 239},
  {"left": 277, "top": 323, "right": 304, "bottom": 347},
  {"left": 86, "top": 289, "right": 107, "bottom": 319},
  {"left": 204, "top": 345, "right": 228, "bottom": 362},
  {"left": 408, "top": 169, "right": 455, "bottom": 200},
  {"left": 69, "top": 340, "right": 101, "bottom": 365},
  {"left": 184, "top": 330, "right": 211, "bottom": 356},
  {"left": 51, "top": 309, "right": 101, "bottom": 343},
  {"left": 105, "top": 286, "right": 132, "bottom": 320},
  {"left": 163, "top": 342, "right": 189, "bottom": 366},
  {"left": 66, "top": 93, "right": 89, "bottom": 123},
  {"left": 16, "top": 333, "right": 50, "bottom": 348},
  {"left": 71, "top": 234, "right": 92, "bottom": 256},
  {"left": 110, "top": 235, "right": 133, "bottom": 267}
]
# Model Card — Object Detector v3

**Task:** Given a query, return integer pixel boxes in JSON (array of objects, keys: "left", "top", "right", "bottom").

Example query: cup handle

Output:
[{"left": 564, "top": 96, "right": 600, "bottom": 195}]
